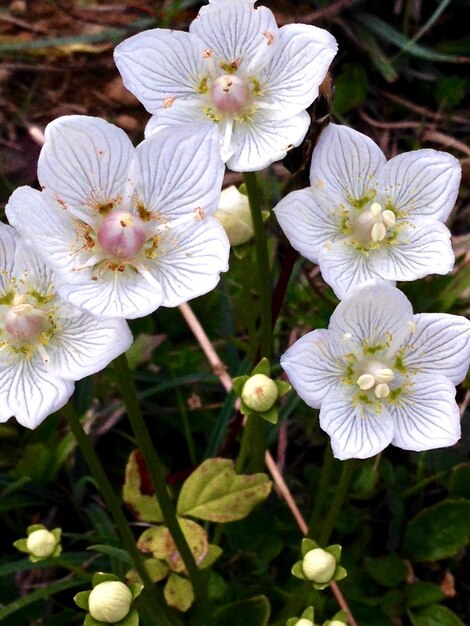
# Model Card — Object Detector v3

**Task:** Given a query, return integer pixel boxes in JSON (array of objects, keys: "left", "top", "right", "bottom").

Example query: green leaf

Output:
[
  {"left": 116, "top": 608, "right": 139, "bottom": 626},
  {"left": 84, "top": 614, "right": 105, "bottom": 626},
  {"left": 73, "top": 590, "right": 91, "bottom": 610},
  {"left": 12, "top": 538, "right": 28, "bottom": 553},
  {"left": 403, "top": 499, "right": 470, "bottom": 561},
  {"left": 259, "top": 406, "right": 278, "bottom": 424},
  {"left": 87, "top": 545, "right": 132, "bottom": 566},
  {"left": 333, "top": 62, "right": 368, "bottom": 115},
  {"left": 126, "top": 557, "right": 169, "bottom": 584},
  {"left": 199, "top": 544, "right": 223, "bottom": 569},
  {"left": 448, "top": 465, "right": 470, "bottom": 499},
  {"left": 409, "top": 604, "right": 465, "bottom": 626},
  {"left": 251, "top": 358, "right": 271, "bottom": 377},
  {"left": 406, "top": 582, "right": 445, "bottom": 608},
  {"left": 274, "top": 380, "right": 291, "bottom": 397},
  {"left": 291, "top": 561, "right": 305, "bottom": 580},
  {"left": 365, "top": 554, "right": 407, "bottom": 588},
  {"left": 215, "top": 595, "right": 270, "bottom": 626},
  {"left": 176, "top": 458, "right": 272, "bottom": 522},
  {"left": 301, "top": 538, "right": 318, "bottom": 557},
  {"left": 438, "top": 263, "right": 470, "bottom": 309},
  {"left": 232, "top": 376, "right": 249, "bottom": 396},
  {"left": 164, "top": 573, "right": 194, "bottom": 612},
  {"left": 92, "top": 572, "right": 120, "bottom": 586},
  {"left": 122, "top": 450, "right": 164, "bottom": 523}
]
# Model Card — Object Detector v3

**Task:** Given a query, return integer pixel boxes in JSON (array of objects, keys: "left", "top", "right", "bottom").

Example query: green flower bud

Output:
[
  {"left": 302, "top": 548, "right": 336, "bottom": 583},
  {"left": 26, "top": 529, "right": 57, "bottom": 558},
  {"left": 241, "top": 373, "right": 278, "bottom": 412},
  {"left": 88, "top": 581, "right": 133, "bottom": 623},
  {"left": 215, "top": 185, "right": 253, "bottom": 246}
]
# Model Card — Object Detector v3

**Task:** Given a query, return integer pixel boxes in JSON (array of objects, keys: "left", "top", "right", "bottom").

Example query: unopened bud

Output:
[
  {"left": 26, "top": 529, "right": 57, "bottom": 558},
  {"left": 295, "top": 620, "right": 315, "bottom": 626},
  {"left": 215, "top": 186, "right": 253, "bottom": 246},
  {"left": 241, "top": 373, "right": 278, "bottom": 412},
  {"left": 88, "top": 581, "right": 133, "bottom": 623},
  {"left": 302, "top": 548, "right": 336, "bottom": 583},
  {"left": 97, "top": 211, "right": 146, "bottom": 260},
  {"left": 5, "top": 304, "right": 48, "bottom": 343},
  {"left": 211, "top": 75, "right": 249, "bottom": 114}
]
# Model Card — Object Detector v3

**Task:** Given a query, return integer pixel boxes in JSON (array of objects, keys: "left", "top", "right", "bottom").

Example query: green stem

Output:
[
  {"left": 318, "top": 460, "right": 355, "bottom": 546},
  {"left": 113, "top": 354, "right": 211, "bottom": 618},
  {"left": 62, "top": 403, "right": 178, "bottom": 626},
  {"left": 308, "top": 443, "right": 334, "bottom": 536},
  {"left": 235, "top": 413, "right": 267, "bottom": 473},
  {"left": 243, "top": 171, "right": 272, "bottom": 359}
]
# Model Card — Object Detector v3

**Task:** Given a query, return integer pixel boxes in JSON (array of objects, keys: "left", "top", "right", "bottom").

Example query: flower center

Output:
[
  {"left": 97, "top": 211, "right": 146, "bottom": 260},
  {"left": 356, "top": 359, "right": 395, "bottom": 399},
  {"left": 352, "top": 202, "right": 395, "bottom": 243},
  {"left": 210, "top": 74, "right": 250, "bottom": 114},
  {"left": 4, "top": 303, "right": 49, "bottom": 344}
]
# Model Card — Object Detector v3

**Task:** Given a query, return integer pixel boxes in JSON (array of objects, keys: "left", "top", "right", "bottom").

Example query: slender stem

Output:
[
  {"left": 113, "top": 354, "right": 211, "bottom": 618},
  {"left": 243, "top": 171, "right": 272, "bottom": 358},
  {"left": 235, "top": 413, "right": 267, "bottom": 473},
  {"left": 308, "top": 443, "right": 334, "bottom": 536},
  {"left": 62, "top": 403, "right": 178, "bottom": 626},
  {"left": 318, "top": 460, "right": 355, "bottom": 546}
]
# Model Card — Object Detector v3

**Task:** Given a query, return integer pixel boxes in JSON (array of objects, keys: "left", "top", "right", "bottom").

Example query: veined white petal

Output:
[
  {"left": 329, "top": 283, "right": 414, "bottom": 349},
  {"left": 260, "top": 23, "right": 337, "bottom": 116},
  {"left": 281, "top": 329, "right": 349, "bottom": 409},
  {"left": 130, "top": 124, "right": 225, "bottom": 220},
  {"left": 114, "top": 29, "right": 208, "bottom": 113},
  {"left": 56, "top": 265, "right": 164, "bottom": 320},
  {"left": 1, "top": 354, "right": 74, "bottom": 429},
  {"left": 371, "top": 218, "right": 454, "bottom": 281},
  {"left": 317, "top": 239, "right": 386, "bottom": 299},
  {"left": 145, "top": 104, "right": 210, "bottom": 138},
  {"left": 389, "top": 374, "right": 460, "bottom": 451},
  {"left": 227, "top": 109, "right": 309, "bottom": 172},
  {"left": 143, "top": 215, "right": 229, "bottom": 307},
  {"left": 190, "top": 1, "right": 278, "bottom": 74},
  {"left": 12, "top": 232, "right": 55, "bottom": 297},
  {"left": 0, "top": 223, "right": 17, "bottom": 296},
  {"left": 377, "top": 149, "right": 461, "bottom": 221},
  {"left": 402, "top": 313, "right": 470, "bottom": 385},
  {"left": 38, "top": 116, "right": 134, "bottom": 217},
  {"left": 274, "top": 188, "right": 340, "bottom": 264},
  {"left": 309, "top": 124, "right": 386, "bottom": 207},
  {"left": 320, "top": 388, "right": 394, "bottom": 460},
  {"left": 49, "top": 312, "right": 133, "bottom": 380}
]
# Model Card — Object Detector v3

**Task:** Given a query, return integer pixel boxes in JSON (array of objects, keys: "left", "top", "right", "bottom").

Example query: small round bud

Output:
[
  {"left": 97, "top": 211, "right": 146, "bottom": 260},
  {"left": 326, "top": 621, "right": 345, "bottom": 626},
  {"left": 5, "top": 304, "right": 48, "bottom": 343},
  {"left": 215, "top": 185, "right": 253, "bottom": 246},
  {"left": 88, "top": 581, "right": 133, "bottom": 623},
  {"left": 26, "top": 529, "right": 57, "bottom": 558},
  {"left": 211, "top": 75, "right": 249, "bottom": 114},
  {"left": 241, "top": 374, "right": 278, "bottom": 412},
  {"left": 302, "top": 548, "right": 336, "bottom": 583},
  {"left": 295, "top": 619, "right": 315, "bottom": 626}
]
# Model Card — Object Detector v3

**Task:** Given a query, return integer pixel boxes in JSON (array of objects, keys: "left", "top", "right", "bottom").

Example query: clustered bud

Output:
[
  {"left": 13, "top": 524, "right": 62, "bottom": 562},
  {"left": 302, "top": 548, "right": 337, "bottom": 583},
  {"left": 88, "top": 581, "right": 133, "bottom": 623}
]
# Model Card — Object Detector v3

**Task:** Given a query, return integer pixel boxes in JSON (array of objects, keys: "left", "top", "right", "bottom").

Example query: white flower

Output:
[
  {"left": 215, "top": 185, "right": 253, "bottom": 246},
  {"left": 6, "top": 116, "right": 229, "bottom": 319},
  {"left": 274, "top": 124, "right": 461, "bottom": 298},
  {"left": 281, "top": 283, "right": 470, "bottom": 460},
  {"left": 114, "top": 0, "right": 337, "bottom": 172},
  {"left": 0, "top": 223, "right": 132, "bottom": 429}
]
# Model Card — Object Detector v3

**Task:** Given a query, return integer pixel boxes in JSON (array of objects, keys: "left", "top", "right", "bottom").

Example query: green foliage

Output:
[
  {"left": 409, "top": 605, "right": 466, "bottom": 626},
  {"left": 333, "top": 63, "right": 368, "bottom": 115},
  {"left": 215, "top": 596, "right": 271, "bottom": 626}
]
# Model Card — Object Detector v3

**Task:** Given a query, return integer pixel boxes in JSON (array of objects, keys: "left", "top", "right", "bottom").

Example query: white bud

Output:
[
  {"left": 215, "top": 186, "right": 253, "bottom": 246},
  {"left": 302, "top": 548, "right": 336, "bottom": 583},
  {"left": 211, "top": 74, "right": 249, "bottom": 114},
  {"left": 295, "top": 619, "right": 315, "bottom": 626},
  {"left": 241, "top": 373, "right": 278, "bottom": 412},
  {"left": 88, "top": 581, "right": 133, "bottom": 623},
  {"left": 26, "top": 529, "right": 57, "bottom": 558},
  {"left": 97, "top": 211, "right": 146, "bottom": 260}
]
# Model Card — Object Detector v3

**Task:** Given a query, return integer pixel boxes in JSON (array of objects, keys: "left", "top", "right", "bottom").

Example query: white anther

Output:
[
  {"left": 357, "top": 374, "right": 375, "bottom": 390},
  {"left": 342, "top": 332, "right": 352, "bottom": 342},
  {"left": 382, "top": 210, "right": 396, "bottom": 227},
  {"left": 371, "top": 222, "right": 386, "bottom": 242},
  {"left": 375, "top": 368, "right": 394, "bottom": 383},
  {"left": 375, "top": 383, "right": 390, "bottom": 398},
  {"left": 370, "top": 202, "right": 382, "bottom": 217},
  {"left": 407, "top": 320, "right": 417, "bottom": 333}
]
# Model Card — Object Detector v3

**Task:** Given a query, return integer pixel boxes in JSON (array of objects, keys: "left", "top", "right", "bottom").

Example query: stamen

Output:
[
  {"left": 371, "top": 222, "right": 386, "bottom": 242},
  {"left": 375, "top": 383, "right": 390, "bottom": 398},
  {"left": 357, "top": 374, "right": 375, "bottom": 390},
  {"left": 36, "top": 343, "right": 50, "bottom": 365},
  {"left": 407, "top": 320, "right": 417, "bottom": 333},
  {"left": 370, "top": 202, "right": 382, "bottom": 217},
  {"left": 382, "top": 210, "right": 396, "bottom": 227},
  {"left": 375, "top": 368, "right": 394, "bottom": 383}
]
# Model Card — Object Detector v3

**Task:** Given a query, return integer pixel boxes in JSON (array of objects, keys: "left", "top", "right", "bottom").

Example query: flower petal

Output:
[
  {"left": 329, "top": 283, "right": 414, "bottom": 349},
  {"left": 317, "top": 239, "right": 386, "bottom": 299},
  {"left": 145, "top": 105, "right": 210, "bottom": 138},
  {"left": 130, "top": 124, "right": 225, "bottom": 220},
  {"left": 273, "top": 188, "right": 339, "bottom": 264},
  {"left": 50, "top": 310, "right": 133, "bottom": 380},
  {"left": 320, "top": 387, "right": 394, "bottom": 460},
  {"left": 190, "top": 1, "right": 278, "bottom": 74},
  {"left": 56, "top": 264, "right": 164, "bottom": 320},
  {"left": 309, "top": 124, "right": 386, "bottom": 207},
  {"left": 0, "top": 223, "right": 17, "bottom": 296},
  {"left": 12, "top": 230, "right": 55, "bottom": 296},
  {"left": 281, "top": 329, "right": 347, "bottom": 409},
  {"left": 0, "top": 355, "right": 74, "bottom": 429},
  {"left": 38, "top": 116, "right": 134, "bottom": 217},
  {"left": 260, "top": 24, "right": 337, "bottom": 116},
  {"left": 389, "top": 374, "right": 460, "bottom": 451},
  {"left": 402, "top": 313, "right": 470, "bottom": 384},
  {"left": 372, "top": 218, "right": 454, "bottom": 281},
  {"left": 144, "top": 215, "right": 229, "bottom": 307},
  {"left": 228, "top": 109, "right": 309, "bottom": 171},
  {"left": 114, "top": 29, "right": 207, "bottom": 113},
  {"left": 377, "top": 149, "right": 461, "bottom": 221}
]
